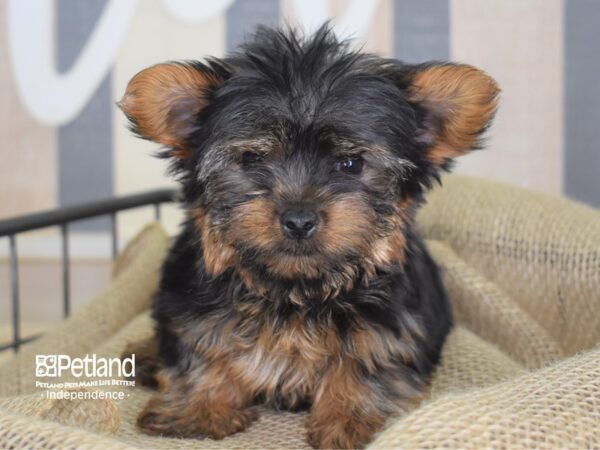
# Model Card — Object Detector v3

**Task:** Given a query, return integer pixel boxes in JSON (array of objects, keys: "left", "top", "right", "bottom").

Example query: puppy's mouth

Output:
[{"left": 279, "top": 239, "right": 320, "bottom": 256}]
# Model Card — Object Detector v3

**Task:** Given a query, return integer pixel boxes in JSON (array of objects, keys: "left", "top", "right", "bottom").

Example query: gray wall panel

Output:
[
  {"left": 394, "top": 0, "right": 449, "bottom": 61},
  {"left": 565, "top": 0, "right": 600, "bottom": 207},
  {"left": 226, "top": 0, "right": 280, "bottom": 51},
  {"left": 57, "top": 0, "right": 113, "bottom": 230}
]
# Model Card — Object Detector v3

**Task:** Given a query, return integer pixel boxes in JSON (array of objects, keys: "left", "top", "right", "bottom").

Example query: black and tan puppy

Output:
[{"left": 119, "top": 25, "right": 498, "bottom": 449}]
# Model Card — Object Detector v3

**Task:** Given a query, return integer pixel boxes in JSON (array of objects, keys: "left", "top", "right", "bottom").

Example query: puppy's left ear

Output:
[{"left": 406, "top": 63, "right": 499, "bottom": 166}]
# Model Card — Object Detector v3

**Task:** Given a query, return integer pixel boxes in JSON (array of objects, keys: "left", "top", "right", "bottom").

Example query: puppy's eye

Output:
[
  {"left": 241, "top": 151, "right": 264, "bottom": 165},
  {"left": 336, "top": 156, "right": 364, "bottom": 175}
]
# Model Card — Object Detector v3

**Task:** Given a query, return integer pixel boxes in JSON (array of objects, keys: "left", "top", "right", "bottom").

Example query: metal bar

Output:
[
  {"left": 0, "top": 188, "right": 176, "bottom": 237},
  {"left": 0, "top": 188, "right": 179, "bottom": 354},
  {"left": 61, "top": 224, "right": 71, "bottom": 317},
  {"left": 154, "top": 203, "right": 161, "bottom": 221},
  {"left": 111, "top": 213, "right": 118, "bottom": 260},
  {"left": 9, "top": 235, "right": 21, "bottom": 352},
  {"left": 0, "top": 334, "right": 41, "bottom": 353}
]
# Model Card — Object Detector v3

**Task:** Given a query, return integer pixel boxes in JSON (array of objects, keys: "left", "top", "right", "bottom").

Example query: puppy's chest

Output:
[
  {"left": 230, "top": 317, "right": 339, "bottom": 391},
  {"left": 184, "top": 313, "right": 344, "bottom": 395},
  {"left": 183, "top": 309, "right": 414, "bottom": 402}
]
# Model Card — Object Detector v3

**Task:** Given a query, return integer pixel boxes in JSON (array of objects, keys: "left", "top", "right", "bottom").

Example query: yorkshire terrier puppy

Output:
[{"left": 119, "top": 25, "right": 498, "bottom": 449}]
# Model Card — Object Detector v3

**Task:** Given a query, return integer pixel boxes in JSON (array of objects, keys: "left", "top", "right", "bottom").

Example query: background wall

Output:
[
  {"left": 0, "top": 0, "right": 599, "bottom": 335},
  {"left": 1, "top": 0, "right": 599, "bottom": 247}
]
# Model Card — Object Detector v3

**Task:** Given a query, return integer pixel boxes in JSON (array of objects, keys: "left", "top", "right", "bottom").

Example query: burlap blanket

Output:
[{"left": 1, "top": 175, "right": 598, "bottom": 449}]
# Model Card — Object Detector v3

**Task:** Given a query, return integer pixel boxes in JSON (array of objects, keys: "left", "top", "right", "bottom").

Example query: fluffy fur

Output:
[{"left": 119, "top": 25, "right": 498, "bottom": 449}]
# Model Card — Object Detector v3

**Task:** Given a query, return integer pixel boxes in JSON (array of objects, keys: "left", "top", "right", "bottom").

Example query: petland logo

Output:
[{"left": 36, "top": 354, "right": 135, "bottom": 378}]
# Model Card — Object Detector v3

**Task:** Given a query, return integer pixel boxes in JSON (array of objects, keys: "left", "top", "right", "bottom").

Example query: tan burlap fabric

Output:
[{"left": 0, "top": 175, "right": 598, "bottom": 449}]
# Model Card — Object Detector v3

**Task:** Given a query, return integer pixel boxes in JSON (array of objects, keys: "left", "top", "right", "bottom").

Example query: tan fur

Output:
[
  {"left": 118, "top": 63, "right": 221, "bottom": 149},
  {"left": 176, "top": 314, "right": 339, "bottom": 403},
  {"left": 138, "top": 309, "right": 425, "bottom": 445},
  {"left": 352, "top": 325, "right": 420, "bottom": 372},
  {"left": 370, "top": 231, "right": 406, "bottom": 267},
  {"left": 408, "top": 64, "right": 499, "bottom": 165},
  {"left": 217, "top": 192, "right": 408, "bottom": 294},
  {"left": 195, "top": 191, "right": 415, "bottom": 297},
  {"left": 306, "top": 357, "right": 410, "bottom": 449},
  {"left": 195, "top": 211, "right": 237, "bottom": 276},
  {"left": 305, "top": 324, "right": 425, "bottom": 448},
  {"left": 367, "top": 198, "right": 414, "bottom": 269},
  {"left": 320, "top": 194, "right": 375, "bottom": 256},
  {"left": 265, "top": 255, "right": 325, "bottom": 279},
  {"left": 138, "top": 366, "right": 258, "bottom": 439},
  {"left": 230, "top": 198, "right": 281, "bottom": 250}
]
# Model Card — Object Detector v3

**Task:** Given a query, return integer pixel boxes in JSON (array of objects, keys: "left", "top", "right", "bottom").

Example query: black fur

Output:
[
  {"left": 154, "top": 219, "right": 451, "bottom": 375},
  {"left": 120, "top": 24, "right": 498, "bottom": 449},
  {"left": 153, "top": 24, "right": 451, "bottom": 373}
]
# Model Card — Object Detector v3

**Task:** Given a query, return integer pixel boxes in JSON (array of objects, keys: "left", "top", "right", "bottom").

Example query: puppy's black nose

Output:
[{"left": 280, "top": 208, "right": 319, "bottom": 240}]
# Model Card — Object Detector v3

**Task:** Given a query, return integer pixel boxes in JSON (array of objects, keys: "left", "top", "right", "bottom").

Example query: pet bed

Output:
[{"left": 0, "top": 175, "right": 598, "bottom": 449}]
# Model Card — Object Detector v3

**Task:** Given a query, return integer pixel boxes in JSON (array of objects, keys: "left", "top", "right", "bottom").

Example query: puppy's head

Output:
[{"left": 119, "top": 26, "right": 498, "bottom": 297}]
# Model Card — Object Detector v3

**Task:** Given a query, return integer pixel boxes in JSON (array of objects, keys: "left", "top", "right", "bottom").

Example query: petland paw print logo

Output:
[{"left": 36, "top": 355, "right": 59, "bottom": 377}]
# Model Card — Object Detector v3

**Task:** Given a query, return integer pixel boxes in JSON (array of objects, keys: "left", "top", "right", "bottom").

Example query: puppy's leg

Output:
[
  {"left": 121, "top": 337, "right": 161, "bottom": 389},
  {"left": 137, "top": 365, "right": 258, "bottom": 439},
  {"left": 306, "top": 360, "right": 421, "bottom": 449}
]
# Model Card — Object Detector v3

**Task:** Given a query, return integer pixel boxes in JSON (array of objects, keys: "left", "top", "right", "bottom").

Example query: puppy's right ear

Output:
[
  {"left": 118, "top": 61, "right": 225, "bottom": 152},
  {"left": 404, "top": 63, "right": 499, "bottom": 166}
]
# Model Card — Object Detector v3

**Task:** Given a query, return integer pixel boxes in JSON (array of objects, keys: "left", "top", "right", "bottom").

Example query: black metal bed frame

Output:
[{"left": 0, "top": 189, "right": 177, "bottom": 353}]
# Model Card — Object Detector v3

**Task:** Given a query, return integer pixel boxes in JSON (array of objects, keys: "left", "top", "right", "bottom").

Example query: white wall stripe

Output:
[{"left": 451, "top": 0, "right": 564, "bottom": 196}]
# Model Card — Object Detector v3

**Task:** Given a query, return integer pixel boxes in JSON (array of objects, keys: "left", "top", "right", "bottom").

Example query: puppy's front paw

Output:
[
  {"left": 196, "top": 407, "right": 259, "bottom": 440},
  {"left": 121, "top": 338, "right": 160, "bottom": 389},
  {"left": 306, "top": 415, "right": 378, "bottom": 449},
  {"left": 137, "top": 398, "right": 258, "bottom": 439}
]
